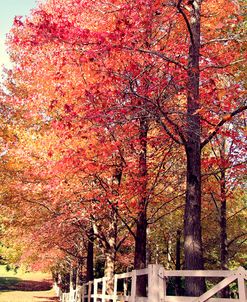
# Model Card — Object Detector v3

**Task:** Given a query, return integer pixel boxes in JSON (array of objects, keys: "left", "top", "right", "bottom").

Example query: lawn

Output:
[{"left": 0, "top": 265, "right": 59, "bottom": 302}]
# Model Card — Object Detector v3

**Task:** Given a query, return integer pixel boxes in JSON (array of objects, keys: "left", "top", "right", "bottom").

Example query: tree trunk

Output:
[
  {"left": 104, "top": 250, "right": 116, "bottom": 295},
  {"left": 219, "top": 194, "right": 229, "bottom": 298},
  {"left": 166, "top": 236, "right": 172, "bottom": 269},
  {"left": 76, "top": 260, "right": 83, "bottom": 286},
  {"left": 134, "top": 209, "right": 148, "bottom": 297},
  {"left": 219, "top": 141, "right": 228, "bottom": 271},
  {"left": 184, "top": 0, "right": 205, "bottom": 296},
  {"left": 175, "top": 230, "right": 181, "bottom": 271},
  {"left": 184, "top": 144, "right": 205, "bottom": 295},
  {"left": 134, "top": 116, "right": 148, "bottom": 297},
  {"left": 104, "top": 208, "right": 117, "bottom": 295},
  {"left": 134, "top": 211, "right": 147, "bottom": 270},
  {"left": 175, "top": 230, "right": 183, "bottom": 296},
  {"left": 219, "top": 141, "right": 229, "bottom": 298},
  {"left": 220, "top": 186, "right": 228, "bottom": 270},
  {"left": 69, "top": 265, "right": 75, "bottom": 292},
  {"left": 86, "top": 226, "right": 94, "bottom": 282}
]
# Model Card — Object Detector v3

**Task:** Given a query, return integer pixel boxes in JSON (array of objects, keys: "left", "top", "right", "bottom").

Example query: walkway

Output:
[{"left": 0, "top": 265, "right": 59, "bottom": 302}]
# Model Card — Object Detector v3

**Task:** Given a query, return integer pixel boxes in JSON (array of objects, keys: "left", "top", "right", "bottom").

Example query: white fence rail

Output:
[{"left": 55, "top": 265, "right": 247, "bottom": 302}]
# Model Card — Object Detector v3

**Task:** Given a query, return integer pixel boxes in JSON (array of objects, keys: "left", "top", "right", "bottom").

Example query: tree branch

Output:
[
  {"left": 137, "top": 48, "right": 187, "bottom": 70},
  {"left": 106, "top": 199, "right": 136, "bottom": 239},
  {"left": 122, "top": 46, "right": 187, "bottom": 70},
  {"left": 176, "top": 0, "right": 195, "bottom": 47},
  {"left": 201, "top": 105, "right": 247, "bottom": 149}
]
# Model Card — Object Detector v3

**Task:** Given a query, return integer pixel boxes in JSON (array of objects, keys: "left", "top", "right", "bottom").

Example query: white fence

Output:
[{"left": 54, "top": 265, "right": 247, "bottom": 302}]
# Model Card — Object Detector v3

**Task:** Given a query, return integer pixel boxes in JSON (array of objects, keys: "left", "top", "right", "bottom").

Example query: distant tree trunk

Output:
[
  {"left": 76, "top": 259, "right": 83, "bottom": 286},
  {"left": 104, "top": 209, "right": 117, "bottom": 295},
  {"left": 220, "top": 187, "right": 228, "bottom": 271},
  {"left": 86, "top": 226, "right": 94, "bottom": 282},
  {"left": 219, "top": 140, "right": 229, "bottom": 298},
  {"left": 219, "top": 195, "right": 230, "bottom": 298},
  {"left": 166, "top": 236, "right": 172, "bottom": 269},
  {"left": 183, "top": 0, "right": 206, "bottom": 296},
  {"left": 69, "top": 265, "right": 76, "bottom": 291},
  {"left": 219, "top": 141, "right": 228, "bottom": 271},
  {"left": 175, "top": 230, "right": 183, "bottom": 296},
  {"left": 53, "top": 270, "right": 59, "bottom": 284},
  {"left": 134, "top": 116, "right": 148, "bottom": 297},
  {"left": 146, "top": 227, "right": 151, "bottom": 264},
  {"left": 175, "top": 230, "right": 181, "bottom": 271}
]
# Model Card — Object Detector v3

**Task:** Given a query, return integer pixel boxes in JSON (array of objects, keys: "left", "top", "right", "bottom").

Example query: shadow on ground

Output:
[
  {"left": 0, "top": 278, "right": 52, "bottom": 291},
  {"left": 34, "top": 297, "right": 59, "bottom": 301},
  {"left": 0, "top": 277, "right": 21, "bottom": 290}
]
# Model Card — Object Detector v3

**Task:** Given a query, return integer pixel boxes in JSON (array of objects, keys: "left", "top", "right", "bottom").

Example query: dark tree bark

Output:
[
  {"left": 175, "top": 230, "right": 181, "bottom": 271},
  {"left": 183, "top": 0, "right": 206, "bottom": 296},
  {"left": 175, "top": 230, "right": 183, "bottom": 296},
  {"left": 134, "top": 212, "right": 147, "bottom": 270},
  {"left": 134, "top": 116, "right": 148, "bottom": 297},
  {"left": 76, "top": 260, "right": 83, "bottom": 287},
  {"left": 219, "top": 190, "right": 230, "bottom": 298},
  {"left": 219, "top": 141, "right": 228, "bottom": 272},
  {"left": 86, "top": 226, "right": 94, "bottom": 282},
  {"left": 220, "top": 197, "right": 228, "bottom": 270},
  {"left": 219, "top": 140, "right": 230, "bottom": 298}
]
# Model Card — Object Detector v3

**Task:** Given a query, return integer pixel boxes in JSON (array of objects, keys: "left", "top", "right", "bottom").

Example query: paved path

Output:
[{"left": 0, "top": 266, "right": 59, "bottom": 302}]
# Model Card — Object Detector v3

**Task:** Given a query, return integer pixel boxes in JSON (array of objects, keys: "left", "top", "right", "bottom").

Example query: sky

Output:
[{"left": 0, "top": 0, "right": 40, "bottom": 68}]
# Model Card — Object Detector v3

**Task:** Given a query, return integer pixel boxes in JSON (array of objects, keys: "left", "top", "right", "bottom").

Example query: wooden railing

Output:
[
  {"left": 54, "top": 265, "right": 247, "bottom": 302},
  {"left": 161, "top": 266, "right": 247, "bottom": 302}
]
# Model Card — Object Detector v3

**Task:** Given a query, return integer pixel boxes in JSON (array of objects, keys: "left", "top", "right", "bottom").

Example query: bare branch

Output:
[
  {"left": 106, "top": 199, "right": 136, "bottom": 239},
  {"left": 210, "top": 192, "right": 220, "bottom": 216},
  {"left": 137, "top": 48, "right": 187, "bottom": 70},
  {"left": 176, "top": 0, "right": 195, "bottom": 47},
  {"left": 201, "top": 105, "right": 247, "bottom": 149},
  {"left": 148, "top": 192, "right": 185, "bottom": 223},
  {"left": 227, "top": 233, "right": 247, "bottom": 248},
  {"left": 201, "top": 59, "right": 245, "bottom": 71},
  {"left": 227, "top": 207, "right": 247, "bottom": 221}
]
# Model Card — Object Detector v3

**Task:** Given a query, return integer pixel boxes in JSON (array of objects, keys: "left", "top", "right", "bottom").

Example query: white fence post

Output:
[
  {"left": 70, "top": 288, "right": 75, "bottom": 302},
  {"left": 113, "top": 274, "right": 118, "bottom": 302},
  {"left": 88, "top": 281, "right": 92, "bottom": 302},
  {"left": 81, "top": 284, "right": 85, "bottom": 302},
  {"left": 123, "top": 277, "right": 128, "bottom": 296},
  {"left": 57, "top": 287, "right": 62, "bottom": 300},
  {"left": 93, "top": 279, "right": 97, "bottom": 302},
  {"left": 130, "top": 270, "right": 137, "bottom": 302},
  {"left": 76, "top": 285, "right": 82, "bottom": 302},
  {"left": 148, "top": 264, "right": 164, "bottom": 302},
  {"left": 238, "top": 267, "right": 247, "bottom": 301},
  {"left": 102, "top": 277, "right": 107, "bottom": 302},
  {"left": 159, "top": 265, "right": 166, "bottom": 302}
]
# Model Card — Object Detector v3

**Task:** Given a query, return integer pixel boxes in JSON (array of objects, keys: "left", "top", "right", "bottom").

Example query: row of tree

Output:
[{"left": 0, "top": 0, "right": 246, "bottom": 297}]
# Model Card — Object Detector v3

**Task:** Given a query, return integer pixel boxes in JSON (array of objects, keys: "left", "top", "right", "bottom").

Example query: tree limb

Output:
[{"left": 201, "top": 105, "right": 247, "bottom": 149}]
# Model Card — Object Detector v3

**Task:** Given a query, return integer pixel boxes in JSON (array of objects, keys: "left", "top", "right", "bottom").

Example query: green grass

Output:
[
  {"left": 0, "top": 265, "right": 50, "bottom": 281},
  {"left": 0, "top": 265, "right": 58, "bottom": 302}
]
